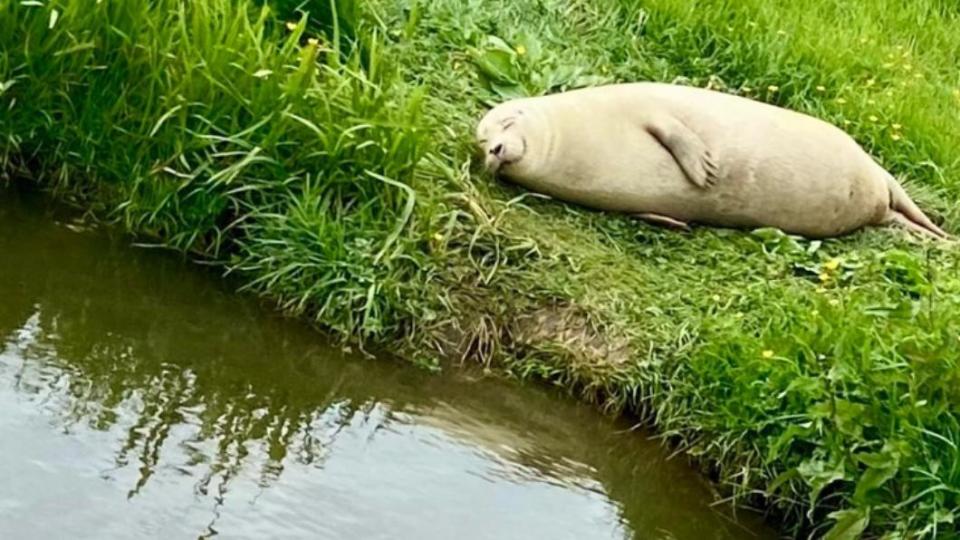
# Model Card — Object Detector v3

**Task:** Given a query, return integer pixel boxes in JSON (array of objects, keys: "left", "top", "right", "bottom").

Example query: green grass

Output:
[{"left": 3, "top": 0, "right": 960, "bottom": 537}]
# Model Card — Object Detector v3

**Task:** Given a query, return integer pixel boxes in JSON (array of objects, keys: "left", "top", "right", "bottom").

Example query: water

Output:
[{"left": 0, "top": 187, "right": 776, "bottom": 540}]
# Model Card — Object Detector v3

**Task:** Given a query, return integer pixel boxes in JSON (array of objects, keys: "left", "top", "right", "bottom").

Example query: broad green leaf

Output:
[
  {"left": 853, "top": 466, "right": 898, "bottom": 502},
  {"left": 514, "top": 32, "right": 542, "bottom": 63},
  {"left": 797, "top": 458, "right": 847, "bottom": 510},
  {"left": 471, "top": 48, "right": 518, "bottom": 85},
  {"left": 823, "top": 508, "right": 870, "bottom": 540},
  {"left": 481, "top": 34, "right": 515, "bottom": 54},
  {"left": 833, "top": 399, "right": 867, "bottom": 438},
  {"left": 766, "top": 468, "right": 799, "bottom": 495}
]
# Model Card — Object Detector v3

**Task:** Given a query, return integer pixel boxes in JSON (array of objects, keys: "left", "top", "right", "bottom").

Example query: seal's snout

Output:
[
  {"left": 484, "top": 143, "right": 504, "bottom": 174},
  {"left": 481, "top": 135, "right": 525, "bottom": 175},
  {"left": 476, "top": 107, "right": 527, "bottom": 175}
]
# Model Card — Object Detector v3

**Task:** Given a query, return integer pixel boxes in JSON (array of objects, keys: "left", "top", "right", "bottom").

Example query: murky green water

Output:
[{"left": 0, "top": 187, "right": 776, "bottom": 540}]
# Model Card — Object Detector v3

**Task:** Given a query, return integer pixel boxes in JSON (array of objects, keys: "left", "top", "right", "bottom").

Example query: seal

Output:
[{"left": 475, "top": 82, "right": 949, "bottom": 239}]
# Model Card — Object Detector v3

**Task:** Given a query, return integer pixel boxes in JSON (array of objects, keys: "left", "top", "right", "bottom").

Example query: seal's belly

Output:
[{"left": 522, "top": 125, "right": 706, "bottom": 218}]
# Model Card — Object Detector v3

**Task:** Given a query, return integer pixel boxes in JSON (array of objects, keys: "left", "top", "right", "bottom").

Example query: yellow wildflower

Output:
[
  {"left": 515, "top": 44, "right": 527, "bottom": 56},
  {"left": 433, "top": 232, "right": 444, "bottom": 242},
  {"left": 836, "top": 98, "right": 847, "bottom": 104},
  {"left": 307, "top": 37, "right": 320, "bottom": 46},
  {"left": 892, "top": 123, "right": 902, "bottom": 130},
  {"left": 891, "top": 133, "right": 902, "bottom": 141},
  {"left": 869, "top": 115, "right": 879, "bottom": 122},
  {"left": 866, "top": 78, "right": 876, "bottom": 87},
  {"left": 829, "top": 299, "right": 840, "bottom": 306},
  {"left": 712, "top": 294, "right": 721, "bottom": 302},
  {"left": 762, "top": 350, "right": 775, "bottom": 359},
  {"left": 816, "top": 85, "right": 826, "bottom": 92},
  {"left": 767, "top": 85, "right": 779, "bottom": 93},
  {"left": 819, "top": 272, "right": 831, "bottom": 282},
  {"left": 824, "top": 258, "right": 840, "bottom": 271},
  {"left": 285, "top": 21, "right": 297, "bottom": 31}
]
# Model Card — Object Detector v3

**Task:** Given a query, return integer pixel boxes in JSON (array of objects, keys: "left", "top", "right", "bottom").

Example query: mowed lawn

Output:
[{"left": 2, "top": 0, "right": 959, "bottom": 537}]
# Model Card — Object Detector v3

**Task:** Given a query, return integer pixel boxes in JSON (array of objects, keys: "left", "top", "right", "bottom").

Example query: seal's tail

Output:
[{"left": 886, "top": 175, "right": 950, "bottom": 239}]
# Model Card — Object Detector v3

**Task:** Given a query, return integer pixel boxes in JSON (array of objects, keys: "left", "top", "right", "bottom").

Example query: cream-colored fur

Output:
[{"left": 475, "top": 82, "right": 948, "bottom": 239}]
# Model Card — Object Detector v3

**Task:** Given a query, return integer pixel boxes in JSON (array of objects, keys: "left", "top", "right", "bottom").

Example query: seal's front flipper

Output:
[
  {"left": 634, "top": 212, "right": 690, "bottom": 231},
  {"left": 645, "top": 114, "right": 719, "bottom": 189}
]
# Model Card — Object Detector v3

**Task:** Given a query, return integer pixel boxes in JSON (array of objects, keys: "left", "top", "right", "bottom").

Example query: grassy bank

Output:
[{"left": 3, "top": 0, "right": 960, "bottom": 537}]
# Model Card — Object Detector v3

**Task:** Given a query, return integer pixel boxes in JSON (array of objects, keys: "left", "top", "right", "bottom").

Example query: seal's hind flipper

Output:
[
  {"left": 645, "top": 114, "right": 719, "bottom": 189},
  {"left": 634, "top": 212, "right": 691, "bottom": 231}
]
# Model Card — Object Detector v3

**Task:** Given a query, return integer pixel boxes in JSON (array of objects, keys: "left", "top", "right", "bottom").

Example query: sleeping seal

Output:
[{"left": 475, "top": 82, "right": 948, "bottom": 239}]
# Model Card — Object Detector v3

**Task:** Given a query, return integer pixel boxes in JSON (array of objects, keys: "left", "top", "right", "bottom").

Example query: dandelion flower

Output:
[
  {"left": 824, "top": 258, "right": 840, "bottom": 271},
  {"left": 515, "top": 44, "right": 527, "bottom": 56},
  {"left": 762, "top": 350, "right": 775, "bottom": 359}
]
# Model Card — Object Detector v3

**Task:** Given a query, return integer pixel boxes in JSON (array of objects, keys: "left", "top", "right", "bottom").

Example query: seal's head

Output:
[{"left": 475, "top": 106, "right": 528, "bottom": 176}]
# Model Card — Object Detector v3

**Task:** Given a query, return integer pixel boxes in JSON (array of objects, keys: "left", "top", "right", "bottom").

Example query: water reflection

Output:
[{"left": 0, "top": 187, "right": 774, "bottom": 540}]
